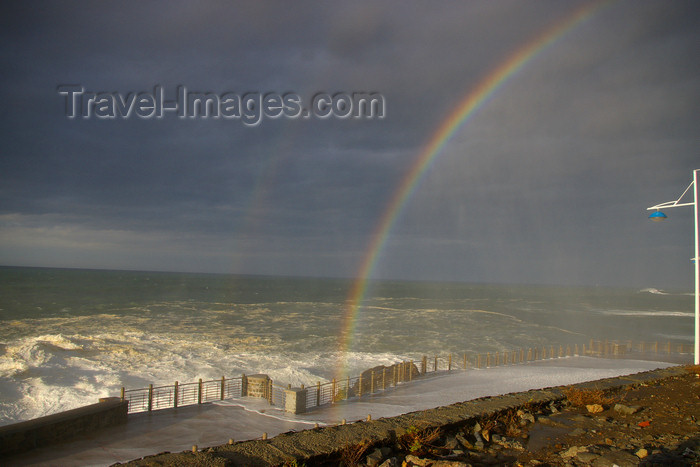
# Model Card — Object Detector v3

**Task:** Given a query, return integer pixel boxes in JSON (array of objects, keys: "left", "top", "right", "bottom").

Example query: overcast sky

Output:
[{"left": 1, "top": 1, "right": 698, "bottom": 288}]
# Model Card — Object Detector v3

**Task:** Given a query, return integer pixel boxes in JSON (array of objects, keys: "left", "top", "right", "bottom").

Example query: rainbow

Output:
[{"left": 335, "top": 1, "right": 610, "bottom": 380}]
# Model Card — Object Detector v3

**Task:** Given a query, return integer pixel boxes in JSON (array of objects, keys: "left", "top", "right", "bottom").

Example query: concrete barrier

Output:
[{"left": 0, "top": 397, "right": 128, "bottom": 456}]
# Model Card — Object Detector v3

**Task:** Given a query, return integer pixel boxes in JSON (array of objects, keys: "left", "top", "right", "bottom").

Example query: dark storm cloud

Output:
[{"left": 0, "top": 0, "right": 698, "bottom": 286}]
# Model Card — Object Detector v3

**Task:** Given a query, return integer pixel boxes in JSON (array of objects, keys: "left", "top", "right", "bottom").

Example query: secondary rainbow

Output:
[{"left": 334, "top": 1, "right": 610, "bottom": 380}]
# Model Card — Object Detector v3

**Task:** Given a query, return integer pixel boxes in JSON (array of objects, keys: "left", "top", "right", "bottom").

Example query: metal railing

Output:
[
  {"left": 122, "top": 376, "right": 243, "bottom": 414},
  {"left": 119, "top": 338, "right": 692, "bottom": 415}
]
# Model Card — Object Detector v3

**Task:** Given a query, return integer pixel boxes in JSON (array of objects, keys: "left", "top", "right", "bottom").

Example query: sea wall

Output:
[{"left": 0, "top": 397, "right": 128, "bottom": 457}]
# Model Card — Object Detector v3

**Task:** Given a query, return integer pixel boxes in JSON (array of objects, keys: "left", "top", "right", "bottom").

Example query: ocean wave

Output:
[
  {"left": 596, "top": 310, "right": 693, "bottom": 317},
  {"left": 639, "top": 288, "right": 668, "bottom": 295},
  {"left": 638, "top": 288, "right": 693, "bottom": 296}
]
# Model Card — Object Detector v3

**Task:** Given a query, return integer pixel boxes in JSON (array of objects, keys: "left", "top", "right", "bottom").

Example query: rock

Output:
[
  {"left": 594, "top": 450, "right": 640, "bottom": 467},
  {"left": 635, "top": 448, "right": 648, "bottom": 459},
  {"left": 493, "top": 436, "right": 525, "bottom": 451},
  {"left": 576, "top": 452, "right": 599, "bottom": 463},
  {"left": 432, "top": 461, "right": 469, "bottom": 467},
  {"left": 454, "top": 433, "right": 472, "bottom": 449},
  {"left": 379, "top": 458, "right": 398, "bottom": 467},
  {"left": 518, "top": 410, "right": 536, "bottom": 424},
  {"left": 561, "top": 445, "right": 588, "bottom": 458},
  {"left": 403, "top": 454, "right": 430, "bottom": 466},
  {"left": 569, "top": 427, "right": 586, "bottom": 437},
  {"left": 614, "top": 403, "right": 640, "bottom": 415},
  {"left": 472, "top": 422, "right": 481, "bottom": 435},
  {"left": 366, "top": 448, "right": 386, "bottom": 466},
  {"left": 443, "top": 435, "right": 459, "bottom": 450},
  {"left": 402, "top": 456, "right": 469, "bottom": 467},
  {"left": 586, "top": 404, "right": 604, "bottom": 414}
]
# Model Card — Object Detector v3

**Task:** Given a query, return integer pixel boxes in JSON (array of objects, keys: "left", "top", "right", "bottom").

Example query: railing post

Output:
[
  {"left": 268, "top": 379, "right": 273, "bottom": 404},
  {"left": 316, "top": 381, "right": 321, "bottom": 406},
  {"left": 448, "top": 354, "right": 452, "bottom": 371},
  {"left": 241, "top": 373, "right": 248, "bottom": 397},
  {"left": 346, "top": 376, "right": 350, "bottom": 400},
  {"left": 486, "top": 352, "right": 490, "bottom": 367},
  {"left": 393, "top": 365, "right": 397, "bottom": 386},
  {"left": 463, "top": 353, "right": 467, "bottom": 369},
  {"left": 148, "top": 384, "right": 153, "bottom": 412},
  {"left": 434, "top": 355, "right": 438, "bottom": 372},
  {"left": 421, "top": 356, "right": 427, "bottom": 374},
  {"left": 221, "top": 376, "right": 225, "bottom": 400},
  {"left": 198, "top": 379, "right": 203, "bottom": 404},
  {"left": 120, "top": 387, "right": 125, "bottom": 402},
  {"left": 174, "top": 381, "right": 179, "bottom": 408},
  {"left": 477, "top": 354, "right": 482, "bottom": 368},
  {"left": 409, "top": 360, "right": 414, "bottom": 381},
  {"left": 358, "top": 374, "right": 363, "bottom": 397},
  {"left": 382, "top": 368, "right": 386, "bottom": 390},
  {"left": 371, "top": 370, "right": 375, "bottom": 394}
]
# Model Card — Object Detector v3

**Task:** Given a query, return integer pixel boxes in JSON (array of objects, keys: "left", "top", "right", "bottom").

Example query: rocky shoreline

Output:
[{"left": 117, "top": 365, "right": 699, "bottom": 466}]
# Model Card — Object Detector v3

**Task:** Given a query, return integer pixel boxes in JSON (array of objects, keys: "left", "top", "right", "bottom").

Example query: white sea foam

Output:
[{"left": 0, "top": 321, "right": 409, "bottom": 425}]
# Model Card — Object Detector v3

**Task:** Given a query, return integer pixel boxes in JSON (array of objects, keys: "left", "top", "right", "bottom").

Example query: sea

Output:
[{"left": 0, "top": 266, "right": 694, "bottom": 427}]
